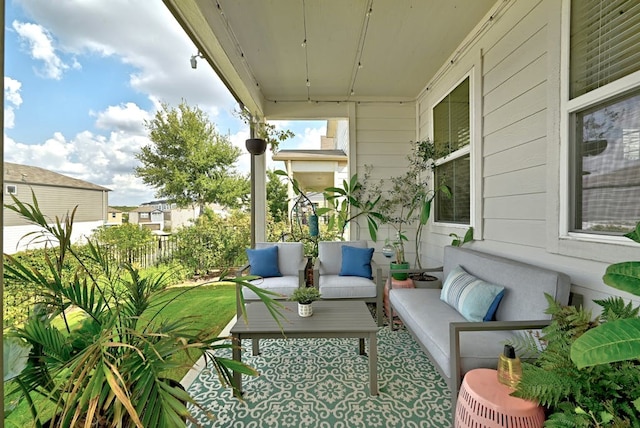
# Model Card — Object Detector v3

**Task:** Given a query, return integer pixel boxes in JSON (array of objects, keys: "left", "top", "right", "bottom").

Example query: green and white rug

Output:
[{"left": 186, "top": 327, "right": 452, "bottom": 427}]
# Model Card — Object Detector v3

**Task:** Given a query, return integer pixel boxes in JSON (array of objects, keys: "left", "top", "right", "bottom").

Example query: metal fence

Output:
[{"left": 103, "top": 235, "right": 179, "bottom": 268}]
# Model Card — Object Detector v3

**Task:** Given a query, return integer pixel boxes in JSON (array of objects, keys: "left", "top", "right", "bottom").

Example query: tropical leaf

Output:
[
  {"left": 3, "top": 336, "right": 32, "bottom": 381},
  {"left": 624, "top": 222, "right": 640, "bottom": 244},
  {"left": 603, "top": 261, "right": 640, "bottom": 296},
  {"left": 571, "top": 318, "right": 640, "bottom": 368}
]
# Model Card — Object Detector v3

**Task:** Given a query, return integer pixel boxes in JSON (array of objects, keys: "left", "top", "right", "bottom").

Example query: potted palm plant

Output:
[
  {"left": 288, "top": 287, "right": 321, "bottom": 317},
  {"left": 372, "top": 139, "right": 451, "bottom": 282},
  {"left": 3, "top": 193, "right": 285, "bottom": 427}
]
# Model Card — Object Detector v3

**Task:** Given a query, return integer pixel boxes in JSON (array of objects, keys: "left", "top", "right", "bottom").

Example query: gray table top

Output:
[{"left": 231, "top": 300, "right": 378, "bottom": 335}]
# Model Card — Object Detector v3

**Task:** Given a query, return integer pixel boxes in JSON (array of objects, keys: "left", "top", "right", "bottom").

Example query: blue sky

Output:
[{"left": 3, "top": 0, "right": 325, "bottom": 205}]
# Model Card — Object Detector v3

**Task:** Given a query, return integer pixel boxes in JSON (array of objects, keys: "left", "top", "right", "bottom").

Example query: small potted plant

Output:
[{"left": 289, "top": 287, "right": 322, "bottom": 317}]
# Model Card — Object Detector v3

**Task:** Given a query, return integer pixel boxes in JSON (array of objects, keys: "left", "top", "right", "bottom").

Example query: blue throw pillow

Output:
[
  {"left": 440, "top": 265, "right": 505, "bottom": 322},
  {"left": 246, "top": 246, "right": 282, "bottom": 278},
  {"left": 339, "top": 246, "right": 374, "bottom": 279}
]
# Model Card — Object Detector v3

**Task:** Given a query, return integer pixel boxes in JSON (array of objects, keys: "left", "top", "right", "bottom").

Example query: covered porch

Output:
[{"left": 163, "top": 0, "right": 640, "bottom": 423}]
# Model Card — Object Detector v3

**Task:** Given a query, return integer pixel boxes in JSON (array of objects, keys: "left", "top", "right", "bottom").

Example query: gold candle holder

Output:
[{"left": 497, "top": 344, "right": 522, "bottom": 388}]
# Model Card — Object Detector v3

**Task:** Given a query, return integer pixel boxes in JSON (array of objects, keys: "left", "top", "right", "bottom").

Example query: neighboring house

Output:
[
  {"left": 106, "top": 207, "right": 124, "bottom": 226},
  {"left": 129, "top": 199, "right": 227, "bottom": 232},
  {"left": 129, "top": 206, "right": 165, "bottom": 231},
  {"left": 166, "top": 0, "right": 640, "bottom": 311},
  {"left": 273, "top": 120, "right": 350, "bottom": 233},
  {"left": 3, "top": 162, "right": 110, "bottom": 254}
]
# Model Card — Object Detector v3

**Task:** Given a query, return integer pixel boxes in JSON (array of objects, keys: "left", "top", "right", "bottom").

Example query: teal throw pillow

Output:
[
  {"left": 246, "top": 246, "right": 282, "bottom": 278},
  {"left": 339, "top": 246, "right": 374, "bottom": 279},
  {"left": 440, "top": 265, "right": 505, "bottom": 322}
]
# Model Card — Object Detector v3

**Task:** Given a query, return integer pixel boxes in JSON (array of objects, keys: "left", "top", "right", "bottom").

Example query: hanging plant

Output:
[{"left": 235, "top": 109, "right": 294, "bottom": 154}]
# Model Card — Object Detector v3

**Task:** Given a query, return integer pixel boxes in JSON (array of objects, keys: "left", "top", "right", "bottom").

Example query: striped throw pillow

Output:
[{"left": 440, "top": 265, "right": 505, "bottom": 322}]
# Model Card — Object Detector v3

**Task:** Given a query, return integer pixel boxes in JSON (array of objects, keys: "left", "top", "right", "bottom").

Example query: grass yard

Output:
[{"left": 4, "top": 281, "right": 237, "bottom": 427}]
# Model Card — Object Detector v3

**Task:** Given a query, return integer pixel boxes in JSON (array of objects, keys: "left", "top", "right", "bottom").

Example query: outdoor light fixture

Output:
[{"left": 190, "top": 52, "right": 204, "bottom": 69}]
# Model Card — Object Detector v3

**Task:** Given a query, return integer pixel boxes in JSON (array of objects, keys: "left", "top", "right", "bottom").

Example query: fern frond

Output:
[{"left": 595, "top": 296, "right": 640, "bottom": 322}]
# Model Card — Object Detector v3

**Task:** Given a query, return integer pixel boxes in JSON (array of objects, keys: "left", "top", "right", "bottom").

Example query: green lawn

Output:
[{"left": 4, "top": 282, "right": 237, "bottom": 427}]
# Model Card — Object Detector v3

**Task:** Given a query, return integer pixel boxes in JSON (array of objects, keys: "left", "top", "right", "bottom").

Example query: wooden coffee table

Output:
[{"left": 230, "top": 300, "right": 379, "bottom": 396}]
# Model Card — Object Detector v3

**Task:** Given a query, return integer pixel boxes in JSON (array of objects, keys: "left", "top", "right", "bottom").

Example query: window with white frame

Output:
[
  {"left": 569, "top": 0, "right": 640, "bottom": 234},
  {"left": 6, "top": 185, "right": 17, "bottom": 195},
  {"left": 433, "top": 77, "right": 471, "bottom": 224}
]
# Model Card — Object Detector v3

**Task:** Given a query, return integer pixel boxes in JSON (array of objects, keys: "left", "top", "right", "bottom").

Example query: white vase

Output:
[{"left": 298, "top": 302, "right": 313, "bottom": 317}]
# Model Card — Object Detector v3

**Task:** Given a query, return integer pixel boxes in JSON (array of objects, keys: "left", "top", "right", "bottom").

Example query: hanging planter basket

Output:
[{"left": 245, "top": 138, "right": 267, "bottom": 155}]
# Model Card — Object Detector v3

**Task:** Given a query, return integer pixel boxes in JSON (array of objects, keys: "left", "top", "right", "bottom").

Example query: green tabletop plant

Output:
[
  {"left": 3, "top": 192, "right": 285, "bottom": 427},
  {"left": 288, "top": 287, "right": 322, "bottom": 305}
]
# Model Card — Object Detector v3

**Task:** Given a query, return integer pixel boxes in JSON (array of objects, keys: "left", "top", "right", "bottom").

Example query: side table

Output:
[{"left": 455, "top": 368, "right": 544, "bottom": 428}]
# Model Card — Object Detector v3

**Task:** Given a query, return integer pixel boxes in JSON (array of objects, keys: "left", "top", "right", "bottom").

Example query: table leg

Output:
[
  {"left": 369, "top": 332, "right": 378, "bottom": 395},
  {"left": 232, "top": 334, "right": 242, "bottom": 398},
  {"left": 359, "top": 338, "right": 366, "bottom": 355}
]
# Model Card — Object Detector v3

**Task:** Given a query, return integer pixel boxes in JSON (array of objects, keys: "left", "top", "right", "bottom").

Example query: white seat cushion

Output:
[
  {"left": 242, "top": 276, "right": 300, "bottom": 300},
  {"left": 319, "top": 274, "right": 377, "bottom": 299}
]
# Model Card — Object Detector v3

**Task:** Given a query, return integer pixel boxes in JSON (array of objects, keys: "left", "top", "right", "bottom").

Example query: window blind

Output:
[{"left": 570, "top": 0, "right": 640, "bottom": 99}]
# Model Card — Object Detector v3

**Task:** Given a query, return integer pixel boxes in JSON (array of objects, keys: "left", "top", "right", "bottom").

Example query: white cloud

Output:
[
  {"left": 4, "top": 77, "right": 23, "bottom": 106},
  {"left": 93, "top": 103, "right": 150, "bottom": 134},
  {"left": 4, "top": 77, "right": 23, "bottom": 129},
  {"left": 4, "top": 101, "right": 154, "bottom": 205},
  {"left": 12, "top": 20, "right": 69, "bottom": 80},
  {"left": 16, "top": 0, "right": 236, "bottom": 114}
]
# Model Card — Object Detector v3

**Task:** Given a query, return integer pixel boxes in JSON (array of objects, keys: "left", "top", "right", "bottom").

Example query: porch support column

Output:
[
  {"left": 254, "top": 153, "right": 267, "bottom": 243},
  {"left": 286, "top": 160, "right": 295, "bottom": 222}
]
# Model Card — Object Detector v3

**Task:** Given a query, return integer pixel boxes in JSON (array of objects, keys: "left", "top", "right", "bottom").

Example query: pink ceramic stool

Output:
[{"left": 455, "top": 368, "right": 544, "bottom": 428}]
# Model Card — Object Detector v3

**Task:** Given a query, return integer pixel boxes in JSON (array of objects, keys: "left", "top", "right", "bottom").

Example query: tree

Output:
[
  {"left": 91, "top": 223, "right": 154, "bottom": 263},
  {"left": 136, "top": 101, "right": 249, "bottom": 213},
  {"left": 267, "top": 169, "right": 288, "bottom": 223}
]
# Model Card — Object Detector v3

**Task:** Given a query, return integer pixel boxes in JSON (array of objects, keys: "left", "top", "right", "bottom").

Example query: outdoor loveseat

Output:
[{"left": 388, "top": 245, "right": 571, "bottom": 400}]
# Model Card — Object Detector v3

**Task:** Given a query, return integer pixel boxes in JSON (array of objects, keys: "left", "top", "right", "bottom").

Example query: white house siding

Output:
[
  {"left": 353, "top": 102, "right": 416, "bottom": 266},
  {"left": 4, "top": 184, "right": 107, "bottom": 226},
  {"left": 416, "top": 0, "right": 639, "bottom": 311},
  {"left": 4, "top": 182, "right": 108, "bottom": 254},
  {"left": 4, "top": 221, "right": 103, "bottom": 254}
]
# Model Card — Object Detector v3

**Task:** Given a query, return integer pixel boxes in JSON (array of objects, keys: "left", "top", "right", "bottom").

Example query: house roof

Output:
[
  {"left": 131, "top": 206, "right": 163, "bottom": 213},
  {"left": 272, "top": 149, "right": 347, "bottom": 161},
  {"left": 163, "top": 0, "right": 498, "bottom": 115},
  {"left": 4, "top": 162, "right": 110, "bottom": 192}
]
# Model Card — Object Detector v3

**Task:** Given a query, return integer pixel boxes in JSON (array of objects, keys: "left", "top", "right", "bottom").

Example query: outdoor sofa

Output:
[{"left": 388, "top": 245, "right": 571, "bottom": 401}]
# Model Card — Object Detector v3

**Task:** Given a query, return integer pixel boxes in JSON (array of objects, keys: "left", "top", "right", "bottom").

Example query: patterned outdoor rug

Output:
[{"left": 186, "top": 326, "right": 453, "bottom": 427}]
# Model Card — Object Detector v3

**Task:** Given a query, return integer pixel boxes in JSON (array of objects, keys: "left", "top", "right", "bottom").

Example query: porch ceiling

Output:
[{"left": 163, "top": 0, "right": 497, "bottom": 115}]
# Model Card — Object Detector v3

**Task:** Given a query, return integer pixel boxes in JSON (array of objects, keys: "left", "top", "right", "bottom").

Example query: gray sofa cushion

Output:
[
  {"left": 242, "top": 275, "right": 300, "bottom": 300},
  {"left": 389, "top": 246, "right": 571, "bottom": 385},
  {"left": 255, "top": 242, "right": 304, "bottom": 277},
  {"left": 319, "top": 274, "right": 377, "bottom": 299},
  {"left": 318, "top": 240, "right": 367, "bottom": 275},
  {"left": 390, "top": 289, "right": 532, "bottom": 379},
  {"left": 443, "top": 246, "right": 571, "bottom": 322}
]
